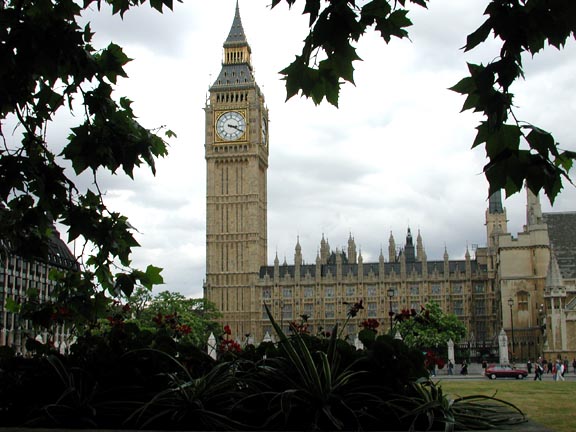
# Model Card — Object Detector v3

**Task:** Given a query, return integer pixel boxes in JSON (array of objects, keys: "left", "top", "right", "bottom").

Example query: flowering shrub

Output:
[
  {"left": 218, "top": 324, "right": 242, "bottom": 356},
  {"left": 289, "top": 314, "right": 310, "bottom": 335},
  {"left": 361, "top": 318, "right": 380, "bottom": 332},
  {"left": 219, "top": 338, "right": 242, "bottom": 353},
  {"left": 425, "top": 350, "right": 446, "bottom": 370},
  {"left": 393, "top": 302, "right": 465, "bottom": 350},
  {"left": 150, "top": 312, "right": 193, "bottom": 338}
]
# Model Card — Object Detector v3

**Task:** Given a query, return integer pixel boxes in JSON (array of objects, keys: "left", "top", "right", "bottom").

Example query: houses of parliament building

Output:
[{"left": 203, "top": 3, "right": 576, "bottom": 360}]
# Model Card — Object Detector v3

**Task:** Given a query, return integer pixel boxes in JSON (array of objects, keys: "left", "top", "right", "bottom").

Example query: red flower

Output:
[
  {"left": 106, "top": 315, "right": 125, "bottom": 328},
  {"left": 178, "top": 324, "right": 192, "bottom": 335},
  {"left": 122, "top": 304, "right": 131, "bottom": 312},
  {"left": 361, "top": 318, "right": 380, "bottom": 331},
  {"left": 289, "top": 321, "right": 309, "bottom": 335},
  {"left": 223, "top": 324, "right": 232, "bottom": 335},
  {"left": 219, "top": 338, "right": 242, "bottom": 353}
]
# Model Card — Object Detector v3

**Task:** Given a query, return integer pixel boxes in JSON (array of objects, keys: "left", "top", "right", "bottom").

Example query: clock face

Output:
[{"left": 216, "top": 111, "right": 246, "bottom": 141}]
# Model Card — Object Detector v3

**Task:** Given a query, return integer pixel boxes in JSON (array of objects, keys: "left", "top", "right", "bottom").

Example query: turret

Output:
[
  {"left": 348, "top": 233, "right": 357, "bottom": 264},
  {"left": 274, "top": 252, "right": 279, "bottom": 283},
  {"left": 526, "top": 185, "right": 544, "bottom": 228},
  {"left": 486, "top": 189, "right": 508, "bottom": 249},
  {"left": 404, "top": 228, "right": 416, "bottom": 263},
  {"left": 416, "top": 229, "right": 426, "bottom": 262},
  {"left": 358, "top": 249, "right": 364, "bottom": 282},
  {"left": 388, "top": 232, "right": 396, "bottom": 262},
  {"left": 320, "top": 234, "right": 330, "bottom": 264},
  {"left": 294, "top": 237, "right": 302, "bottom": 280}
]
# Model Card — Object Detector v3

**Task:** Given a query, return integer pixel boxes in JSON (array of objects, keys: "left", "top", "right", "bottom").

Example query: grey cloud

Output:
[{"left": 81, "top": 2, "right": 200, "bottom": 57}]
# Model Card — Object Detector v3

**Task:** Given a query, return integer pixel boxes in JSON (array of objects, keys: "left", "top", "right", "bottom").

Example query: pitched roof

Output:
[
  {"left": 224, "top": 1, "right": 248, "bottom": 47},
  {"left": 543, "top": 212, "right": 576, "bottom": 280}
]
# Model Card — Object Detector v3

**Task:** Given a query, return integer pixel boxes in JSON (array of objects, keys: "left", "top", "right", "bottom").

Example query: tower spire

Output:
[
  {"left": 225, "top": 1, "right": 248, "bottom": 48},
  {"left": 211, "top": 1, "right": 254, "bottom": 89},
  {"left": 488, "top": 189, "right": 504, "bottom": 214}
]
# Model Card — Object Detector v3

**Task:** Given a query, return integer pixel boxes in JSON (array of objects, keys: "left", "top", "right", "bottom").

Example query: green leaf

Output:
[
  {"left": 472, "top": 122, "right": 489, "bottom": 149},
  {"left": 557, "top": 150, "right": 576, "bottom": 172},
  {"left": 485, "top": 124, "right": 521, "bottom": 158},
  {"left": 165, "top": 129, "right": 177, "bottom": 139},
  {"left": 144, "top": 264, "right": 164, "bottom": 287},
  {"left": 360, "top": 0, "right": 392, "bottom": 24},
  {"left": 115, "top": 273, "right": 136, "bottom": 297},
  {"left": 5, "top": 297, "right": 21, "bottom": 313},
  {"left": 464, "top": 20, "right": 492, "bottom": 52},
  {"left": 524, "top": 125, "right": 558, "bottom": 157},
  {"left": 97, "top": 43, "right": 131, "bottom": 84},
  {"left": 449, "top": 76, "right": 475, "bottom": 96},
  {"left": 303, "top": 0, "right": 321, "bottom": 26}
]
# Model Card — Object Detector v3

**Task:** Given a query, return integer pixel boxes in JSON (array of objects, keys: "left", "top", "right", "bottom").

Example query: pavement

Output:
[{"left": 431, "top": 362, "right": 576, "bottom": 381}]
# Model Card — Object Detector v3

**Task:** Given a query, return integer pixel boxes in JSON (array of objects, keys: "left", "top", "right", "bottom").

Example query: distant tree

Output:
[
  {"left": 127, "top": 286, "right": 154, "bottom": 320},
  {"left": 129, "top": 290, "right": 221, "bottom": 347},
  {"left": 394, "top": 301, "right": 466, "bottom": 350},
  {"left": 274, "top": 0, "right": 576, "bottom": 203}
]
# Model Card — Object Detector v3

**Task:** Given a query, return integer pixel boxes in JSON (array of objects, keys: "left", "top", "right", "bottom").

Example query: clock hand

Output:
[{"left": 228, "top": 124, "right": 243, "bottom": 132}]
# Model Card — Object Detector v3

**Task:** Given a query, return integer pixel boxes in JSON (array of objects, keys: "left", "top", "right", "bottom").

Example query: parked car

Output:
[{"left": 485, "top": 364, "right": 528, "bottom": 379}]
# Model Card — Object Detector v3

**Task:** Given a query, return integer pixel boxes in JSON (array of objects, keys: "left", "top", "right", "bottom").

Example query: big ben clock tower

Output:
[{"left": 204, "top": 2, "right": 269, "bottom": 337}]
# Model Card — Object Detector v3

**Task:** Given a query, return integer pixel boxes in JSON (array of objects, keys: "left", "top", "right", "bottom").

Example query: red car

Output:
[{"left": 485, "top": 365, "right": 528, "bottom": 379}]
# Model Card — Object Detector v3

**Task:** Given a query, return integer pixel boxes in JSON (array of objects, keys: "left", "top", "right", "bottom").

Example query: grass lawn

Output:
[{"left": 438, "top": 378, "right": 575, "bottom": 432}]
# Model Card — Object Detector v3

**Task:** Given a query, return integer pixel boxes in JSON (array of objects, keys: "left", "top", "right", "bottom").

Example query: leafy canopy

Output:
[
  {"left": 394, "top": 302, "right": 466, "bottom": 349},
  {"left": 129, "top": 290, "right": 222, "bottom": 347},
  {"left": 0, "top": 0, "right": 178, "bottom": 328},
  {"left": 273, "top": 0, "right": 576, "bottom": 203}
]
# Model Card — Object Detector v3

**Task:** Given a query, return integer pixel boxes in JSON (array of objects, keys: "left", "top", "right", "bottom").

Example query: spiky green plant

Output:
[
  {"left": 26, "top": 355, "right": 100, "bottom": 428},
  {"left": 126, "top": 349, "right": 247, "bottom": 431},
  {"left": 251, "top": 304, "right": 384, "bottom": 430},
  {"left": 388, "top": 378, "right": 526, "bottom": 431}
]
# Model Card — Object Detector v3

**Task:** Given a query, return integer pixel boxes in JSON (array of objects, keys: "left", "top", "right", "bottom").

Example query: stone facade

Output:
[
  {"left": 0, "top": 230, "right": 79, "bottom": 353},
  {"left": 256, "top": 231, "right": 497, "bottom": 345},
  {"left": 203, "top": 3, "right": 268, "bottom": 337},
  {"left": 204, "top": 4, "right": 576, "bottom": 361}
]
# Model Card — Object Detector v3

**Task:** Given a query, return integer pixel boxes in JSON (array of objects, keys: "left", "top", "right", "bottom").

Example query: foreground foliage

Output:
[
  {"left": 0, "top": 309, "right": 527, "bottom": 431},
  {"left": 1, "top": 0, "right": 173, "bottom": 332}
]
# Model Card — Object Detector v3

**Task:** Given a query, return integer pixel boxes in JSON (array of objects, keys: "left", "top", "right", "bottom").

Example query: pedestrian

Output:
[
  {"left": 557, "top": 360, "right": 565, "bottom": 382},
  {"left": 547, "top": 360, "right": 553, "bottom": 374},
  {"left": 572, "top": 358, "right": 576, "bottom": 374},
  {"left": 448, "top": 360, "right": 454, "bottom": 375},
  {"left": 527, "top": 359, "right": 532, "bottom": 374},
  {"left": 563, "top": 358, "right": 569, "bottom": 377},
  {"left": 460, "top": 360, "right": 468, "bottom": 375},
  {"left": 534, "top": 362, "right": 543, "bottom": 381}
]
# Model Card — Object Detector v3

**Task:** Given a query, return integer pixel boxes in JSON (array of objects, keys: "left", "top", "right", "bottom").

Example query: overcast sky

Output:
[{"left": 22, "top": 1, "right": 576, "bottom": 298}]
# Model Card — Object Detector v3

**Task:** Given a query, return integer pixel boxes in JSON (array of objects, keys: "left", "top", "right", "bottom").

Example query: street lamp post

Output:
[
  {"left": 508, "top": 298, "right": 516, "bottom": 359},
  {"left": 387, "top": 288, "right": 395, "bottom": 333}
]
